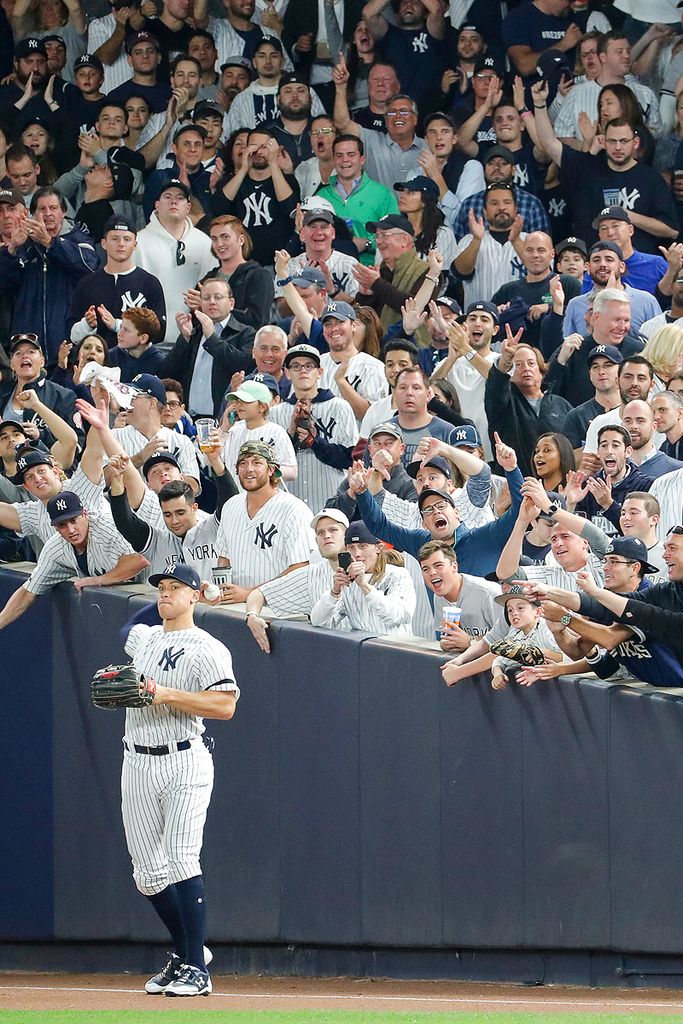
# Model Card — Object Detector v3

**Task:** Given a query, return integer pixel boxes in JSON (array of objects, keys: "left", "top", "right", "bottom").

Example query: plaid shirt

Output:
[{"left": 453, "top": 185, "right": 550, "bottom": 240}]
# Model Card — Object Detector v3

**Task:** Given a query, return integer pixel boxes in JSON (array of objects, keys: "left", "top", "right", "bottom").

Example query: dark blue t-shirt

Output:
[
  {"left": 377, "top": 23, "right": 447, "bottom": 105},
  {"left": 502, "top": 3, "right": 572, "bottom": 59}
]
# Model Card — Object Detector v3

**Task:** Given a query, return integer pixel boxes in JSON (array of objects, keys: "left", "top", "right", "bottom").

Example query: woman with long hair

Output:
[
  {"left": 311, "top": 521, "right": 416, "bottom": 636},
  {"left": 206, "top": 214, "right": 274, "bottom": 329},
  {"left": 52, "top": 333, "right": 111, "bottom": 398},
  {"left": 531, "top": 432, "right": 576, "bottom": 491},
  {"left": 20, "top": 118, "right": 58, "bottom": 184},
  {"left": 345, "top": 19, "right": 376, "bottom": 111},
  {"left": 394, "top": 179, "right": 457, "bottom": 268},
  {"left": 353, "top": 306, "right": 382, "bottom": 358},
  {"left": 579, "top": 83, "right": 655, "bottom": 162}
]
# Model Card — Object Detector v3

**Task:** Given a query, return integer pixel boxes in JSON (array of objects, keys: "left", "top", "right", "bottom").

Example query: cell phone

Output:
[{"left": 338, "top": 552, "right": 353, "bottom": 572}]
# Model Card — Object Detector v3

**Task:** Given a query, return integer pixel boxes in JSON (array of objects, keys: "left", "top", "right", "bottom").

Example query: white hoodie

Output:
[{"left": 135, "top": 213, "right": 215, "bottom": 347}]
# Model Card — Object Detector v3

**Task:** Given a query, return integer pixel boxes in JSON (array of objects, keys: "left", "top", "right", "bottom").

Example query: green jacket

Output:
[{"left": 317, "top": 173, "right": 399, "bottom": 266}]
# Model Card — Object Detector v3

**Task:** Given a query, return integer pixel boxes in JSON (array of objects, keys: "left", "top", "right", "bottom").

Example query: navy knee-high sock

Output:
[
  {"left": 174, "top": 875, "right": 207, "bottom": 970},
  {"left": 146, "top": 883, "right": 186, "bottom": 959}
]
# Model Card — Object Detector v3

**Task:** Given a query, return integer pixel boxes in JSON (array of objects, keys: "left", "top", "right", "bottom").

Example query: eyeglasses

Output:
[
  {"left": 311, "top": 127, "right": 335, "bottom": 136},
  {"left": 603, "top": 557, "right": 636, "bottom": 567},
  {"left": 420, "top": 501, "right": 451, "bottom": 516},
  {"left": 288, "top": 362, "right": 318, "bottom": 371},
  {"left": 385, "top": 109, "right": 414, "bottom": 118},
  {"left": 176, "top": 239, "right": 186, "bottom": 266},
  {"left": 163, "top": 399, "right": 181, "bottom": 408}
]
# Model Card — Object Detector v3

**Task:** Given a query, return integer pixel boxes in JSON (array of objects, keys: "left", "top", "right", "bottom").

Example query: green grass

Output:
[{"left": 1, "top": 1013, "right": 683, "bottom": 1024}]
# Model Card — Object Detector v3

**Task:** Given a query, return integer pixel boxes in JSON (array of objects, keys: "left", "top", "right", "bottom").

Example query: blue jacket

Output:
[
  {"left": 0, "top": 223, "right": 99, "bottom": 363},
  {"left": 355, "top": 466, "right": 524, "bottom": 577}
]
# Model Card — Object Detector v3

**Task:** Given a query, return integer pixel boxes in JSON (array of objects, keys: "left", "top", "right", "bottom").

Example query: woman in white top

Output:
[
  {"left": 311, "top": 520, "right": 416, "bottom": 636},
  {"left": 221, "top": 379, "right": 297, "bottom": 486}
]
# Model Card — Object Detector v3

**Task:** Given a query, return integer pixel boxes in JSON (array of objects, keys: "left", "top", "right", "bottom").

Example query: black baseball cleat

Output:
[
  {"left": 145, "top": 952, "right": 182, "bottom": 994},
  {"left": 164, "top": 963, "right": 212, "bottom": 997}
]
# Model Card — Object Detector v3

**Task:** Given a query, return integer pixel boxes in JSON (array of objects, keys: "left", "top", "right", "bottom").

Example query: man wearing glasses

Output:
[{"left": 136, "top": 178, "right": 215, "bottom": 349}]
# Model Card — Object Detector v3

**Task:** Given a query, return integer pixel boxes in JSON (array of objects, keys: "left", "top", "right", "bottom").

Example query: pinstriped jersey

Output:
[
  {"left": 24, "top": 514, "right": 136, "bottom": 595},
  {"left": 259, "top": 560, "right": 344, "bottom": 620},
  {"left": 124, "top": 623, "right": 238, "bottom": 745},
  {"left": 650, "top": 468, "right": 683, "bottom": 539},
  {"left": 310, "top": 563, "right": 416, "bottom": 635},
  {"left": 13, "top": 465, "right": 110, "bottom": 554},
  {"left": 216, "top": 490, "right": 317, "bottom": 587},
  {"left": 320, "top": 352, "right": 388, "bottom": 418},
  {"left": 135, "top": 486, "right": 166, "bottom": 530},
  {"left": 141, "top": 509, "right": 220, "bottom": 580},
  {"left": 110, "top": 425, "right": 200, "bottom": 481},
  {"left": 221, "top": 421, "right": 297, "bottom": 486}
]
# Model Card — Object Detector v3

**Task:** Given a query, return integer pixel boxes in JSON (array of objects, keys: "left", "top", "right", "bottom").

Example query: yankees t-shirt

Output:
[
  {"left": 502, "top": 5, "right": 575, "bottom": 76},
  {"left": 377, "top": 24, "right": 447, "bottom": 104},
  {"left": 69, "top": 266, "right": 167, "bottom": 349},
  {"left": 560, "top": 146, "right": 679, "bottom": 254},
  {"left": 213, "top": 174, "right": 299, "bottom": 267}
]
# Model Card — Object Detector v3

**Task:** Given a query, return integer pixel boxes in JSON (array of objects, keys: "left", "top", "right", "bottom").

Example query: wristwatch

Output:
[
  {"left": 560, "top": 613, "right": 572, "bottom": 627},
  {"left": 546, "top": 501, "right": 560, "bottom": 516},
  {"left": 465, "top": 350, "right": 476, "bottom": 362}
]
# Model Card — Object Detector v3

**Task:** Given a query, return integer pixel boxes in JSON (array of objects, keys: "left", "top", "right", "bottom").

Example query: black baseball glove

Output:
[{"left": 91, "top": 664, "right": 157, "bottom": 709}]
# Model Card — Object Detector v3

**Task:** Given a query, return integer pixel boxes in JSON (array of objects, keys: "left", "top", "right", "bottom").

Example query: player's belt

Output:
[{"left": 124, "top": 740, "right": 192, "bottom": 755}]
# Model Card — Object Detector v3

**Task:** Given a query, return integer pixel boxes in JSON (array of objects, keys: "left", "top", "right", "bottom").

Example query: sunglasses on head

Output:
[{"left": 667, "top": 525, "right": 683, "bottom": 537}]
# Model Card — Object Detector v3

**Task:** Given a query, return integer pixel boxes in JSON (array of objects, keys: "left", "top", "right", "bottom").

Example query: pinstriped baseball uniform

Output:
[
  {"left": 23, "top": 514, "right": 136, "bottom": 595},
  {"left": 269, "top": 396, "right": 359, "bottom": 512},
  {"left": 111, "top": 426, "right": 200, "bottom": 481},
  {"left": 222, "top": 422, "right": 297, "bottom": 487},
  {"left": 216, "top": 490, "right": 317, "bottom": 587},
  {"left": 278, "top": 252, "right": 360, "bottom": 300},
  {"left": 320, "top": 353, "right": 389, "bottom": 418},
  {"left": 310, "top": 563, "right": 416, "bottom": 636},
  {"left": 259, "top": 560, "right": 351, "bottom": 622},
  {"left": 122, "top": 623, "right": 238, "bottom": 895},
  {"left": 136, "top": 510, "right": 221, "bottom": 580},
  {"left": 13, "top": 465, "right": 110, "bottom": 554},
  {"left": 135, "top": 486, "right": 166, "bottom": 530},
  {"left": 650, "top": 468, "right": 683, "bottom": 539},
  {"left": 452, "top": 231, "right": 527, "bottom": 308},
  {"left": 515, "top": 552, "right": 606, "bottom": 590}
]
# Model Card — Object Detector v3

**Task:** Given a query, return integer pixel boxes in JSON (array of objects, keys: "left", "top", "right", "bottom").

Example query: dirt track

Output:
[{"left": 3, "top": 974, "right": 683, "bottom": 1014}]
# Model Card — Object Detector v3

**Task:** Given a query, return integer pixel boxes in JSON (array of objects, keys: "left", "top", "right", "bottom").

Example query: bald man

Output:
[
  {"left": 621, "top": 400, "right": 683, "bottom": 478},
  {"left": 492, "top": 230, "right": 581, "bottom": 348}
]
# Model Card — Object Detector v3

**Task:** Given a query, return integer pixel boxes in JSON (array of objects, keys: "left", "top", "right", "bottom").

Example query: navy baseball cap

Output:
[
  {"left": 254, "top": 36, "right": 283, "bottom": 55},
  {"left": 15, "top": 38, "right": 47, "bottom": 58},
  {"left": 125, "top": 30, "right": 160, "bottom": 53},
  {"left": 466, "top": 300, "right": 500, "bottom": 324},
  {"left": 555, "top": 236, "right": 588, "bottom": 258},
  {"left": 132, "top": 373, "right": 166, "bottom": 404},
  {"left": 278, "top": 72, "right": 309, "bottom": 91},
  {"left": 12, "top": 449, "right": 52, "bottom": 483},
  {"left": 603, "top": 536, "right": 659, "bottom": 576},
  {"left": 74, "top": 53, "right": 104, "bottom": 73},
  {"left": 47, "top": 491, "right": 84, "bottom": 524},
  {"left": 284, "top": 344, "right": 321, "bottom": 368},
  {"left": 423, "top": 111, "right": 457, "bottom": 131},
  {"left": 149, "top": 563, "right": 202, "bottom": 590},
  {"left": 592, "top": 205, "right": 631, "bottom": 230},
  {"left": 407, "top": 455, "right": 451, "bottom": 480},
  {"left": 417, "top": 487, "right": 456, "bottom": 509},
  {"left": 290, "top": 266, "right": 326, "bottom": 288},
  {"left": 10, "top": 332, "right": 42, "bottom": 352},
  {"left": 0, "top": 419, "right": 29, "bottom": 437},
  {"left": 174, "top": 123, "right": 206, "bottom": 143},
  {"left": 142, "top": 450, "right": 180, "bottom": 479},
  {"left": 484, "top": 144, "right": 517, "bottom": 165},
  {"left": 473, "top": 54, "right": 505, "bottom": 77},
  {"left": 344, "top": 520, "right": 380, "bottom": 545},
  {"left": 393, "top": 176, "right": 439, "bottom": 200},
  {"left": 589, "top": 240, "right": 624, "bottom": 260},
  {"left": 245, "top": 371, "right": 280, "bottom": 394},
  {"left": 451, "top": 424, "right": 482, "bottom": 448},
  {"left": 322, "top": 300, "right": 356, "bottom": 322},
  {"left": 587, "top": 344, "right": 623, "bottom": 366},
  {"left": 365, "top": 213, "right": 414, "bottom": 235},
  {"left": 103, "top": 214, "right": 137, "bottom": 236},
  {"left": 436, "top": 295, "right": 461, "bottom": 313},
  {"left": 193, "top": 101, "right": 224, "bottom": 121},
  {"left": 157, "top": 178, "right": 190, "bottom": 199}
]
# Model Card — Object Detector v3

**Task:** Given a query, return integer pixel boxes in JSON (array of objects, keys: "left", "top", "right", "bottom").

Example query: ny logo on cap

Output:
[
  {"left": 455, "top": 429, "right": 468, "bottom": 441},
  {"left": 566, "top": 237, "right": 577, "bottom": 243},
  {"left": 595, "top": 345, "right": 606, "bottom": 353},
  {"left": 484, "top": 57, "right": 494, "bottom": 66},
  {"left": 327, "top": 302, "right": 337, "bottom": 311},
  {"left": 56, "top": 499, "right": 67, "bottom": 511},
  {"left": 17, "top": 456, "right": 27, "bottom": 470},
  {"left": 600, "top": 208, "right": 610, "bottom": 216},
  {"left": 28, "top": 38, "right": 38, "bottom": 48}
]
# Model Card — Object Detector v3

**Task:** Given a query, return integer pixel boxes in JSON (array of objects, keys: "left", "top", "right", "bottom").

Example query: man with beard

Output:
[
  {"left": 263, "top": 75, "right": 315, "bottom": 169},
  {"left": 204, "top": 0, "right": 287, "bottom": 69},
  {"left": 108, "top": 31, "right": 171, "bottom": 114},
  {"left": 87, "top": 0, "right": 146, "bottom": 93},
  {"left": 453, "top": 144, "right": 550, "bottom": 240},
  {"left": 581, "top": 355, "right": 659, "bottom": 470},
  {"left": 214, "top": 128, "right": 298, "bottom": 267},
  {"left": 0, "top": 39, "right": 55, "bottom": 133},
  {"left": 216, "top": 55, "right": 252, "bottom": 111},
  {"left": 563, "top": 241, "right": 661, "bottom": 336},
  {"left": 453, "top": 182, "right": 526, "bottom": 308},
  {"left": 225, "top": 37, "right": 284, "bottom": 134},
  {"left": 188, "top": 29, "right": 221, "bottom": 103},
  {"left": 620, "top": 400, "right": 682, "bottom": 478},
  {"left": 438, "top": 22, "right": 488, "bottom": 111},
  {"left": 362, "top": 0, "right": 447, "bottom": 106}
]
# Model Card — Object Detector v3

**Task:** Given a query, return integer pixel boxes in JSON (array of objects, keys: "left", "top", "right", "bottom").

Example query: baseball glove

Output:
[
  {"left": 91, "top": 664, "right": 156, "bottom": 709},
  {"left": 489, "top": 638, "right": 546, "bottom": 666}
]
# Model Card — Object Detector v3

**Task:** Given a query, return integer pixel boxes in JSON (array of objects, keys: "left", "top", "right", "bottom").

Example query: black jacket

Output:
[
  {"left": 227, "top": 261, "right": 275, "bottom": 330},
  {"left": 283, "top": 0, "right": 365, "bottom": 78},
  {"left": 159, "top": 317, "right": 256, "bottom": 418},
  {"left": 0, "top": 373, "right": 83, "bottom": 450},
  {"left": 544, "top": 333, "right": 645, "bottom": 408}
]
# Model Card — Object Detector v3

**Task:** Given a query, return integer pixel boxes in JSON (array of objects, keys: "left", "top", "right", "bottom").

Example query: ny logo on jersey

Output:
[
  {"left": 347, "top": 374, "right": 363, "bottom": 392},
  {"left": 120, "top": 290, "right": 148, "bottom": 312},
  {"left": 548, "top": 197, "right": 567, "bottom": 217},
  {"left": 243, "top": 191, "right": 273, "bottom": 227},
  {"left": 412, "top": 32, "right": 429, "bottom": 52},
  {"left": 315, "top": 416, "right": 337, "bottom": 441},
  {"left": 158, "top": 646, "right": 185, "bottom": 671},
  {"left": 514, "top": 165, "right": 529, "bottom": 188},
  {"left": 511, "top": 256, "right": 526, "bottom": 279},
  {"left": 617, "top": 188, "right": 641, "bottom": 211},
  {"left": 254, "top": 522, "right": 278, "bottom": 549}
]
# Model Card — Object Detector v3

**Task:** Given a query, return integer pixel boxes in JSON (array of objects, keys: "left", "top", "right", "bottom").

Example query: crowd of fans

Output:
[{"left": 0, "top": 0, "right": 683, "bottom": 689}]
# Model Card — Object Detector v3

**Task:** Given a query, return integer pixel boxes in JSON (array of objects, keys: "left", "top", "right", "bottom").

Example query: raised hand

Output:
[
  {"left": 427, "top": 248, "right": 444, "bottom": 275},
  {"left": 401, "top": 295, "right": 428, "bottom": 335},
  {"left": 563, "top": 469, "right": 589, "bottom": 507},
  {"left": 468, "top": 207, "right": 485, "bottom": 240},
  {"left": 332, "top": 51, "right": 349, "bottom": 87},
  {"left": 494, "top": 430, "right": 517, "bottom": 472},
  {"left": 530, "top": 79, "right": 549, "bottom": 106},
  {"left": 586, "top": 473, "right": 613, "bottom": 509}
]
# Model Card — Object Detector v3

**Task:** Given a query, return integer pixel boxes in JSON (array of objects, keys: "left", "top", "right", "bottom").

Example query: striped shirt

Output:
[
  {"left": 320, "top": 352, "right": 388, "bottom": 419},
  {"left": 24, "top": 514, "right": 135, "bottom": 595},
  {"left": 310, "top": 563, "right": 416, "bottom": 635},
  {"left": 453, "top": 231, "right": 527, "bottom": 309},
  {"left": 111, "top": 426, "right": 199, "bottom": 482},
  {"left": 260, "top": 560, "right": 341, "bottom": 619},
  {"left": 13, "top": 466, "right": 109, "bottom": 554}
]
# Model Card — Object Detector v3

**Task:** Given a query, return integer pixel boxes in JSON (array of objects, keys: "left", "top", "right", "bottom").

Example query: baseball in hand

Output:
[{"left": 204, "top": 583, "right": 221, "bottom": 601}]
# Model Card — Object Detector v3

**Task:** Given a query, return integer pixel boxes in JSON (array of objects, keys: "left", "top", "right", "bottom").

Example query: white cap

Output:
[
  {"left": 310, "top": 507, "right": 350, "bottom": 530},
  {"left": 292, "top": 195, "right": 336, "bottom": 219}
]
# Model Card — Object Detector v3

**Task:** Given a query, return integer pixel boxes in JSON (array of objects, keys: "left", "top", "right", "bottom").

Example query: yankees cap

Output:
[
  {"left": 451, "top": 424, "right": 482, "bottom": 448},
  {"left": 74, "top": 53, "right": 104, "bottom": 73},
  {"left": 473, "top": 54, "right": 505, "bottom": 77},
  {"left": 589, "top": 240, "right": 624, "bottom": 260},
  {"left": 365, "top": 213, "right": 414, "bottom": 236},
  {"left": 0, "top": 188, "right": 23, "bottom": 206},
  {"left": 132, "top": 373, "right": 166, "bottom": 404},
  {"left": 220, "top": 54, "right": 254, "bottom": 72},
  {"left": 142, "top": 450, "right": 180, "bottom": 479},
  {"left": 322, "top": 300, "right": 356, "bottom": 322},
  {"left": 369, "top": 421, "right": 403, "bottom": 442},
  {"left": 290, "top": 266, "right": 326, "bottom": 288},
  {"left": 603, "top": 536, "right": 659, "bottom": 576},
  {"left": 103, "top": 214, "right": 137, "bottom": 236},
  {"left": 587, "top": 344, "right": 623, "bottom": 366},
  {"left": 555, "top": 236, "right": 588, "bottom": 258},
  {"left": 10, "top": 332, "right": 42, "bottom": 352},
  {"left": 0, "top": 419, "right": 29, "bottom": 437},
  {"left": 494, "top": 584, "right": 539, "bottom": 608},
  {"left": 284, "top": 344, "right": 321, "bottom": 368},
  {"left": 417, "top": 487, "right": 456, "bottom": 510},
  {"left": 245, "top": 371, "right": 279, "bottom": 394},
  {"left": 157, "top": 178, "right": 190, "bottom": 199},
  {"left": 47, "top": 490, "right": 84, "bottom": 524},
  {"left": 310, "top": 507, "right": 350, "bottom": 531},
  {"left": 345, "top": 520, "right": 380, "bottom": 545},
  {"left": 125, "top": 30, "right": 161, "bottom": 53},
  {"left": 592, "top": 205, "right": 631, "bottom": 230},
  {"left": 407, "top": 455, "right": 451, "bottom": 480},
  {"left": 15, "top": 38, "right": 47, "bottom": 58},
  {"left": 393, "top": 176, "right": 439, "bottom": 199},
  {"left": 12, "top": 449, "right": 52, "bottom": 484},
  {"left": 466, "top": 300, "right": 500, "bottom": 324},
  {"left": 149, "top": 563, "right": 202, "bottom": 590}
]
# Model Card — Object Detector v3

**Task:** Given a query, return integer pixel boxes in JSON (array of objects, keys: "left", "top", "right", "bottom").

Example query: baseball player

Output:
[
  {"left": 244, "top": 507, "right": 350, "bottom": 651},
  {"left": 215, "top": 441, "right": 317, "bottom": 603},
  {"left": 268, "top": 344, "right": 358, "bottom": 513},
  {"left": 106, "top": 374, "right": 200, "bottom": 493},
  {"left": 120, "top": 563, "right": 239, "bottom": 997},
  {"left": 0, "top": 492, "right": 148, "bottom": 631}
]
